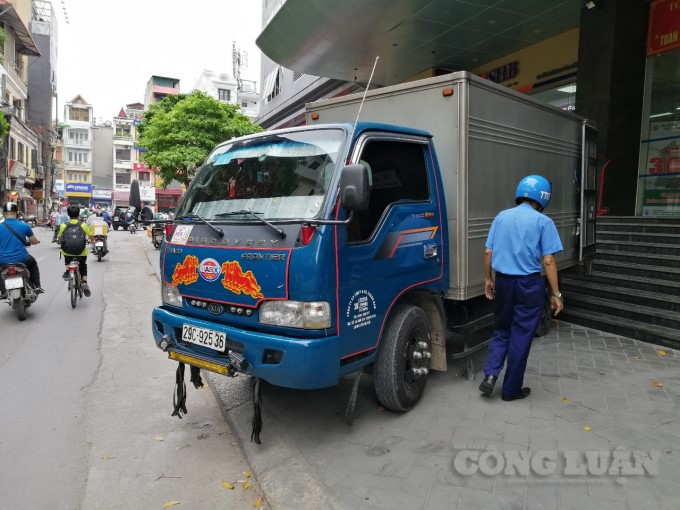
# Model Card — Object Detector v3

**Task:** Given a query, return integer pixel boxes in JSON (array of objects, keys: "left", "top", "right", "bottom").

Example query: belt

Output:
[{"left": 495, "top": 271, "right": 541, "bottom": 278}]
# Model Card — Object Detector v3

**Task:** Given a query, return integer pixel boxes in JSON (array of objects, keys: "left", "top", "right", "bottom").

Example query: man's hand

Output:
[
  {"left": 484, "top": 278, "right": 495, "bottom": 300},
  {"left": 551, "top": 295, "right": 563, "bottom": 316}
]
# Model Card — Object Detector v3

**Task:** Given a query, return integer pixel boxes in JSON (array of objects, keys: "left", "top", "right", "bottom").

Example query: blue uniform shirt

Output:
[
  {"left": 485, "top": 202, "right": 563, "bottom": 275},
  {"left": 0, "top": 218, "right": 32, "bottom": 264}
]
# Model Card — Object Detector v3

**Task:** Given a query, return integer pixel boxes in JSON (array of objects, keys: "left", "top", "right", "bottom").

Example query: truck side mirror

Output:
[{"left": 339, "top": 164, "right": 369, "bottom": 212}]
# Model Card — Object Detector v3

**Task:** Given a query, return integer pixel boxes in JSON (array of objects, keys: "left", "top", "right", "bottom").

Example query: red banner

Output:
[{"left": 648, "top": 0, "right": 680, "bottom": 56}]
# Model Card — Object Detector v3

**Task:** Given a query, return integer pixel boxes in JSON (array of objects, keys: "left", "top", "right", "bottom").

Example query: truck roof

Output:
[{"left": 214, "top": 122, "right": 432, "bottom": 150}]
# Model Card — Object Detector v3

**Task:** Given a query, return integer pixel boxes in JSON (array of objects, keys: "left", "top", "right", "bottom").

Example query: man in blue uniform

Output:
[
  {"left": 0, "top": 202, "right": 44, "bottom": 299},
  {"left": 479, "top": 175, "right": 564, "bottom": 401}
]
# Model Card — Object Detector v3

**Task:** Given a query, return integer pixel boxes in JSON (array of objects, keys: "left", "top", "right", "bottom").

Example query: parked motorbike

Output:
[
  {"left": 151, "top": 223, "right": 165, "bottom": 249},
  {"left": 18, "top": 213, "right": 37, "bottom": 228},
  {"left": 0, "top": 263, "right": 37, "bottom": 321}
]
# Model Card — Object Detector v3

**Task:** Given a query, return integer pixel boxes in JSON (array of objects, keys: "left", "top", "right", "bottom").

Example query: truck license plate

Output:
[
  {"left": 182, "top": 324, "right": 227, "bottom": 352},
  {"left": 5, "top": 277, "right": 23, "bottom": 290}
]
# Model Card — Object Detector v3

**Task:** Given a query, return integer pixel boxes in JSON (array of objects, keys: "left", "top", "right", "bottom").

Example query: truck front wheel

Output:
[{"left": 374, "top": 305, "right": 432, "bottom": 411}]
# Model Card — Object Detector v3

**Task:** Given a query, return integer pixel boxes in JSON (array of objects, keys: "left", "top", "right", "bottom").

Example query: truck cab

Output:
[{"left": 152, "top": 122, "right": 447, "bottom": 409}]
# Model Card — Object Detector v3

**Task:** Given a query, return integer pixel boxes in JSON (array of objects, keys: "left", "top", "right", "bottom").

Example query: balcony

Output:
[{"left": 64, "top": 139, "right": 92, "bottom": 148}]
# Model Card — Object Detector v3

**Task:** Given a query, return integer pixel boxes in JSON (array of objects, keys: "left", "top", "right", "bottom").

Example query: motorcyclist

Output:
[
  {"left": 57, "top": 204, "right": 94, "bottom": 297},
  {"left": 88, "top": 210, "right": 109, "bottom": 255},
  {"left": 0, "top": 202, "right": 44, "bottom": 299},
  {"left": 53, "top": 207, "right": 69, "bottom": 242}
]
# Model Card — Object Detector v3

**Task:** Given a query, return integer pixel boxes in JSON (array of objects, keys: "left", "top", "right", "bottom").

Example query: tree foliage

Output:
[{"left": 136, "top": 91, "right": 263, "bottom": 187}]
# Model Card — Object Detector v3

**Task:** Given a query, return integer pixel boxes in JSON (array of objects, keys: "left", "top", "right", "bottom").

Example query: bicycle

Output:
[{"left": 66, "top": 259, "right": 83, "bottom": 308}]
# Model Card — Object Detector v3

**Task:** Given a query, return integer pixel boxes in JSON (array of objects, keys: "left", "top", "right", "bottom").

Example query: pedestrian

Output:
[{"left": 478, "top": 175, "right": 564, "bottom": 401}]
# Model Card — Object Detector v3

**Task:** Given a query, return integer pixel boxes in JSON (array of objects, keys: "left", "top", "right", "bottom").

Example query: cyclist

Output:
[
  {"left": 0, "top": 202, "right": 44, "bottom": 299},
  {"left": 57, "top": 204, "right": 94, "bottom": 297}
]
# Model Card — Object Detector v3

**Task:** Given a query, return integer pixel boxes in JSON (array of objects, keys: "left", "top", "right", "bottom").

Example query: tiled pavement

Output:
[{"left": 211, "top": 320, "right": 680, "bottom": 510}]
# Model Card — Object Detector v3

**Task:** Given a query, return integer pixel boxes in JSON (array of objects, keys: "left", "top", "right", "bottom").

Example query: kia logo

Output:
[{"left": 208, "top": 303, "right": 224, "bottom": 315}]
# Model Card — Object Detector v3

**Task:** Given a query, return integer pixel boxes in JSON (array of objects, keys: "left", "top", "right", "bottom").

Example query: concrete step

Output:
[
  {"left": 581, "top": 270, "right": 680, "bottom": 296},
  {"left": 596, "top": 249, "right": 680, "bottom": 269},
  {"left": 592, "top": 258, "right": 680, "bottom": 282},
  {"left": 559, "top": 307, "right": 680, "bottom": 350},
  {"left": 560, "top": 276, "right": 680, "bottom": 313},
  {"left": 597, "top": 216, "right": 680, "bottom": 227},
  {"left": 598, "top": 223, "right": 680, "bottom": 234},
  {"left": 597, "top": 231, "right": 680, "bottom": 245},
  {"left": 596, "top": 239, "right": 680, "bottom": 256},
  {"left": 561, "top": 291, "right": 680, "bottom": 330}
]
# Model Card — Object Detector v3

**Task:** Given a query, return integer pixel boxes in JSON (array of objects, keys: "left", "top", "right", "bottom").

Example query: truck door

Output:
[{"left": 336, "top": 134, "right": 445, "bottom": 359}]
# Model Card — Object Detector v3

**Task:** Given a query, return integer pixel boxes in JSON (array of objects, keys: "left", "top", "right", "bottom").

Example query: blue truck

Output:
[{"left": 152, "top": 72, "right": 596, "bottom": 411}]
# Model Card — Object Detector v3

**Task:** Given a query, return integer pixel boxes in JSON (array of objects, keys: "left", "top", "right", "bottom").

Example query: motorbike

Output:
[
  {"left": 151, "top": 223, "right": 165, "bottom": 249},
  {"left": 18, "top": 213, "right": 37, "bottom": 228},
  {"left": 90, "top": 224, "right": 109, "bottom": 262},
  {"left": 0, "top": 263, "right": 37, "bottom": 321}
]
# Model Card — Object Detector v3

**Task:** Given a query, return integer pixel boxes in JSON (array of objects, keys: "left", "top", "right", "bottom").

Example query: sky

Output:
[{"left": 53, "top": 0, "right": 263, "bottom": 123}]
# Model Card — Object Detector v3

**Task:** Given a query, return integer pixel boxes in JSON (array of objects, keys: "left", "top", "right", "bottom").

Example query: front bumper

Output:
[{"left": 151, "top": 307, "right": 342, "bottom": 389}]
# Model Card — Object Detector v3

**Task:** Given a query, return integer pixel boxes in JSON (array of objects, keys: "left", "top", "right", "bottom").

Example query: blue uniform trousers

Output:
[{"left": 484, "top": 274, "right": 545, "bottom": 398}]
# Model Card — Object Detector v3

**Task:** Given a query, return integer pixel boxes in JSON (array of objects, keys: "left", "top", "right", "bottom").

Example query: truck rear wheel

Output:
[{"left": 374, "top": 304, "right": 432, "bottom": 411}]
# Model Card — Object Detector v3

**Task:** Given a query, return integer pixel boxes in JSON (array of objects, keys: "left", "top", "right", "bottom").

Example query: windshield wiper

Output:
[
  {"left": 216, "top": 209, "right": 286, "bottom": 239},
  {"left": 179, "top": 212, "right": 224, "bottom": 238}
]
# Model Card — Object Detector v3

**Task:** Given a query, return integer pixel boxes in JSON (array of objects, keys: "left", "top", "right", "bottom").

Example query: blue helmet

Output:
[{"left": 515, "top": 175, "right": 552, "bottom": 211}]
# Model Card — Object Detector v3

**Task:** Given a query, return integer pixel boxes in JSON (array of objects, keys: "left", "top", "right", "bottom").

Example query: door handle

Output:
[{"left": 423, "top": 243, "right": 438, "bottom": 259}]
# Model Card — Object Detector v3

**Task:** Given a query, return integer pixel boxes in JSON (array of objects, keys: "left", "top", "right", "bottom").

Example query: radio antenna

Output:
[{"left": 353, "top": 56, "right": 380, "bottom": 130}]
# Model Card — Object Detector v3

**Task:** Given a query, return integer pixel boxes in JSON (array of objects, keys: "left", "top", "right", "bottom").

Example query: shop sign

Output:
[
  {"left": 647, "top": 0, "right": 680, "bottom": 56},
  {"left": 114, "top": 190, "right": 130, "bottom": 201},
  {"left": 479, "top": 61, "right": 520, "bottom": 84},
  {"left": 640, "top": 121, "right": 680, "bottom": 216},
  {"left": 55, "top": 179, "right": 65, "bottom": 192},
  {"left": 92, "top": 189, "right": 113, "bottom": 200},
  {"left": 140, "top": 187, "right": 156, "bottom": 201},
  {"left": 133, "top": 162, "right": 148, "bottom": 171},
  {"left": 65, "top": 182, "right": 92, "bottom": 195}
]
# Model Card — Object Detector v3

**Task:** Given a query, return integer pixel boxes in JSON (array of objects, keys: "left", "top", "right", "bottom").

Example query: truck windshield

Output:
[{"left": 176, "top": 129, "right": 345, "bottom": 221}]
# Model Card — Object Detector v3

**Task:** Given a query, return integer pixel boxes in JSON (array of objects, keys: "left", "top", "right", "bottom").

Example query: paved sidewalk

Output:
[
  {"left": 140, "top": 234, "right": 680, "bottom": 509},
  {"left": 227, "top": 322, "right": 680, "bottom": 510}
]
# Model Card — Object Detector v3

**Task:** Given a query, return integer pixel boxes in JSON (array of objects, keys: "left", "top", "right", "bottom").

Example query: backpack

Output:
[{"left": 61, "top": 221, "right": 87, "bottom": 254}]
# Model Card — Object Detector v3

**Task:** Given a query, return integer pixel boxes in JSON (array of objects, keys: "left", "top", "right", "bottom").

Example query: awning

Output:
[
  {"left": 0, "top": 1, "right": 41, "bottom": 57},
  {"left": 19, "top": 190, "right": 35, "bottom": 200}
]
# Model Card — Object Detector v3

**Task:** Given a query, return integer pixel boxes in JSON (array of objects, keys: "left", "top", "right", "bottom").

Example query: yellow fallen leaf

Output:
[
  {"left": 657, "top": 350, "right": 667, "bottom": 357},
  {"left": 561, "top": 397, "right": 570, "bottom": 403},
  {"left": 244, "top": 471, "right": 251, "bottom": 478},
  {"left": 583, "top": 426, "right": 592, "bottom": 431},
  {"left": 651, "top": 381, "right": 664, "bottom": 388},
  {"left": 253, "top": 495, "right": 263, "bottom": 507},
  {"left": 243, "top": 481, "right": 251, "bottom": 491},
  {"left": 163, "top": 501, "right": 180, "bottom": 508},
  {"left": 222, "top": 480, "right": 235, "bottom": 490},
  {"left": 101, "top": 455, "right": 114, "bottom": 460},
  {"left": 153, "top": 436, "right": 164, "bottom": 441}
]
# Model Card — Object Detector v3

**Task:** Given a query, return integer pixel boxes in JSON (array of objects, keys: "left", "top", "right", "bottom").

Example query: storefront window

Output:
[
  {"left": 530, "top": 83, "right": 577, "bottom": 111},
  {"left": 637, "top": 51, "right": 680, "bottom": 217}
]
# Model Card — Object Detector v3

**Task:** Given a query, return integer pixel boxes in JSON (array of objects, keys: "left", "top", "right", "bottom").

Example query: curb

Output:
[{"left": 137, "top": 233, "right": 338, "bottom": 510}]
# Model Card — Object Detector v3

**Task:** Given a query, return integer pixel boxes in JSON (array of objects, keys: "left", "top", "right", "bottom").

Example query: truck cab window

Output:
[{"left": 349, "top": 140, "right": 430, "bottom": 243}]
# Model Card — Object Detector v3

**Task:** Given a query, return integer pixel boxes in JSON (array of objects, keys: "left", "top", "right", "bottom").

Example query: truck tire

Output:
[{"left": 374, "top": 304, "right": 432, "bottom": 411}]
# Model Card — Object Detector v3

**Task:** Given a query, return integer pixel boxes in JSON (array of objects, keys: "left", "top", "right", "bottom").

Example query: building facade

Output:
[
  {"left": 62, "top": 95, "right": 93, "bottom": 206},
  {"left": 0, "top": 0, "right": 41, "bottom": 214},
  {"left": 256, "top": 0, "right": 677, "bottom": 217}
]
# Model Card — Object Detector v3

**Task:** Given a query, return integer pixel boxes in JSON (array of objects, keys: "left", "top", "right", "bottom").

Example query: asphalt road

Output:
[
  {"left": 0, "top": 225, "right": 261, "bottom": 510},
  {"left": 0, "top": 224, "right": 104, "bottom": 510}
]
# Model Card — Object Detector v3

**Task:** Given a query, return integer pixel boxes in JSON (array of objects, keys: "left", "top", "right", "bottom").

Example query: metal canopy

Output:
[
  {"left": 256, "top": 0, "right": 581, "bottom": 86},
  {"left": 0, "top": 0, "right": 41, "bottom": 57}
]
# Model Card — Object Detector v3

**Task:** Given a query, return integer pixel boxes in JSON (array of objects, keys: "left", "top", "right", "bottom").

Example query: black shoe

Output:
[
  {"left": 62, "top": 271, "right": 69, "bottom": 281},
  {"left": 81, "top": 282, "right": 91, "bottom": 297},
  {"left": 0, "top": 291, "right": 7, "bottom": 300},
  {"left": 502, "top": 387, "right": 531, "bottom": 402},
  {"left": 479, "top": 375, "right": 497, "bottom": 395},
  {"left": 34, "top": 287, "right": 45, "bottom": 295}
]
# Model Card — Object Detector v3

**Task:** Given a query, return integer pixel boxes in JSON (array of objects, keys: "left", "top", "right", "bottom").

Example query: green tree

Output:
[{"left": 136, "top": 91, "right": 262, "bottom": 187}]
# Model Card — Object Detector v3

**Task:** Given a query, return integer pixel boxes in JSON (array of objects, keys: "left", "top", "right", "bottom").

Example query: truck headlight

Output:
[
  {"left": 162, "top": 282, "right": 183, "bottom": 308},
  {"left": 259, "top": 301, "right": 331, "bottom": 329}
]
